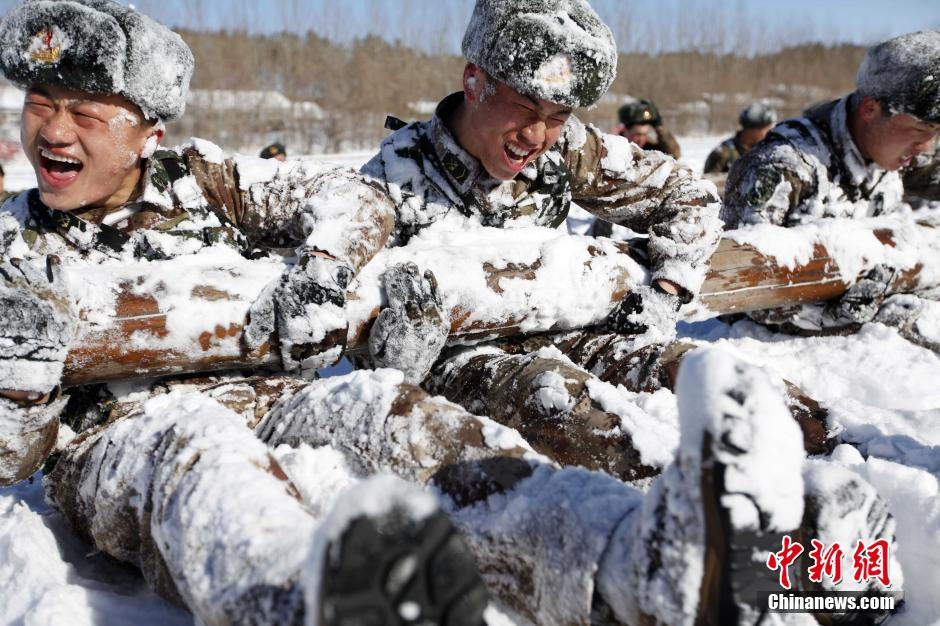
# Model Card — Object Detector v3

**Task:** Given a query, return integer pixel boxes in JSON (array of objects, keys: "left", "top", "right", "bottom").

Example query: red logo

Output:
[
  {"left": 766, "top": 535, "right": 804, "bottom": 590},
  {"left": 767, "top": 538, "right": 892, "bottom": 589}
]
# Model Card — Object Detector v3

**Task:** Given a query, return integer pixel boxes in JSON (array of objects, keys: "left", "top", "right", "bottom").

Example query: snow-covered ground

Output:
[{"left": 3, "top": 138, "right": 939, "bottom": 625}]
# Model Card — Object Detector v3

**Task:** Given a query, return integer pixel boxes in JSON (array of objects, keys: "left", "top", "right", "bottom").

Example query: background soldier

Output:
[
  {"left": 721, "top": 31, "right": 940, "bottom": 346},
  {"left": 260, "top": 141, "right": 288, "bottom": 161},
  {"left": 615, "top": 97, "right": 682, "bottom": 158},
  {"left": 0, "top": 162, "right": 11, "bottom": 203},
  {"left": 703, "top": 101, "right": 778, "bottom": 174}
]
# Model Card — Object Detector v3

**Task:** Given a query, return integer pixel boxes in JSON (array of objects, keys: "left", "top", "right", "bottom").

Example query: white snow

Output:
[{"left": 3, "top": 138, "right": 940, "bottom": 625}]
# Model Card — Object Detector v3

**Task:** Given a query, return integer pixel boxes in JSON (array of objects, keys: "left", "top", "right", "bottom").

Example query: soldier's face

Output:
[
  {"left": 459, "top": 66, "right": 573, "bottom": 181},
  {"left": 21, "top": 85, "right": 161, "bottom": 211},
  {"left": 623, "top": 124, "right": 653, "bottom": 147},
  {"left": 857, "top": 99, "right": 940, "bottom": 170}
]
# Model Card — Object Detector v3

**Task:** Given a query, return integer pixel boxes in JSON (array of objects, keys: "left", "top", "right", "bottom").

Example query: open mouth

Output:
[
  {"left": 503, "top": 142, "right": 537, "bottom": 168},
  {"left": 38, "top": 147, "right": 83, "bottom": 188},
  {"left": 899, "top": 154, "right": 913, "bottom": 168}
]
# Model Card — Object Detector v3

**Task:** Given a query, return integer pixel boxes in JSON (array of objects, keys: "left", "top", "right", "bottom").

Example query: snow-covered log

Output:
[{"left": 60, "top": 218, "right": 940, "bottom": 386}]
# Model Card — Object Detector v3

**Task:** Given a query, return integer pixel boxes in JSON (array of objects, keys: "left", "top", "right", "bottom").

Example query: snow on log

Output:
[{"left": 60, "top": 218, "right": 940, "bottom": 386}]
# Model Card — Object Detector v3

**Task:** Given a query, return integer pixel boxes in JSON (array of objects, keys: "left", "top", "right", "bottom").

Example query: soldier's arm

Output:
[
  {"left": 720, "top": 143, "right": 810, "bottom": 229},
  {"left": 703, "top": 146, "right": 727, "bottom": 175},
  {"left": 0, "top": 396, "right": 63, "bottom": 487},
  {"left": 903, "top": 151, "right": 940, "bottom": 203},
  {"left": 187, "top": 149, "right": 396, "bottom": 277},
  {"left": 556, "top": 116, "right": 722, "bottom": 299},
  {"left": 653, "top": 125, "right": 682, "bottom": 159}
]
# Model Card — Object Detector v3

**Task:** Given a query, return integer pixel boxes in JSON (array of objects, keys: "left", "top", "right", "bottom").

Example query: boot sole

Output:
[{"left": 319, "top": 509, "right": 488, "bottom": 626}]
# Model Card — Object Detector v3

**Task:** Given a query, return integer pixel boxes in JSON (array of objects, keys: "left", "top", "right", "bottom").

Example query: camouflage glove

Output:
[
  {"left": 246, "top": 255, "right": 353, "bottom": 373},
  {"left": 0, "top": 255, "right": 77, "bottom": 395},
  {"left": 604, "top": 284, "right": 681, "bottom": 337},
  {"left": 825, "top": 264, "right": 895, "bottom": 326},
  {"left": 369, "top": 263, "right": 449, "bottom": 385}
]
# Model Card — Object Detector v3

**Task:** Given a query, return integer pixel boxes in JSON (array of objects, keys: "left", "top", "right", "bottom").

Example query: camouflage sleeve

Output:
[
  {"left": 903, "top": 151, "right": 940, "bottom": 203},
  {"left": 188, "top": 151, "right": 395, "bottom": 276},
  {"left": 703, "top": 145, "right": 729, "bottom": 174},
  {"left": 720, "top": 141, "right": 811, "bottom": 229},
  {"left": 0, "top": 396, "right": 63, "bottom": 487},
  {"left": 651, "top": 125, "right": 681, "bottom": 159},
  {"left": 556, "top": 116, "right": 722, "bottom": 299}
]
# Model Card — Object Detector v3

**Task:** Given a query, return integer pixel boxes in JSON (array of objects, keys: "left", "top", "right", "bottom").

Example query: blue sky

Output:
[{"left": 2, "top": 0, "right": 937, "bottom": 54}]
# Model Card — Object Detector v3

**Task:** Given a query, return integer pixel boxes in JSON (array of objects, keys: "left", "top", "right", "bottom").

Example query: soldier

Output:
[
  {"left": 615, "top": 97, "right": 683, "bottom": 159},
  {"left": 703, "top": 102, "right": 778, "bottom": 174},
  {"left": 0, "top": 162, "right": 12, "bottom": 203},
  {"left": 903, "top": 140, "right": 940, "bottom": 207},
  {"left": 361, "top": 0, "right": 834, "bottom": 464},
  {"left": 260, "top": 141, "right": 287, "bottom": 161},
  {"left": 721, "top": 31, "right": 940, "bottom": 344}
]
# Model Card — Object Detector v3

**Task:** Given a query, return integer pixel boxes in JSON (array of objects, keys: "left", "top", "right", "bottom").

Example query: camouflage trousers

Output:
[
  {"left": 425, "top": 330, "right": 833, "bottom": 473},
  {"left": 45, "top": 370, "right": 647, "bottom": 625}
]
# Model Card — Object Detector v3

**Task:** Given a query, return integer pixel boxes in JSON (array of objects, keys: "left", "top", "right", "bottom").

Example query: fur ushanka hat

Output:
[
  {"left": 856, "top": 31, "right": 940, "bottom": 125},
  {"left": 462, "top": 0, "right": 618, "bottom": 109},
  {"left": 0, "top": 0, "right": 194, "bottom": 121}
]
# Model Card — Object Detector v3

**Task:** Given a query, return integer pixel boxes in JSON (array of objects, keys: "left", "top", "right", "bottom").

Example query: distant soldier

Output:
[
  {"left": 616, "top": 97, "right": 682, "bottom": 158},
  {"left": 703, "top": 102, "right": 778, "bottom": 174},
  {"left": 903, "top": 140, "right": 940, "bottom": 207},
  {"left": 722, "top": 31, "right": 940, "bottom": 345},
  {"left": 260, "top": 141, "right": 287, "bottom": 161},
  {"left": 0, "top": 162, "right": 12, "bottom": 203}
]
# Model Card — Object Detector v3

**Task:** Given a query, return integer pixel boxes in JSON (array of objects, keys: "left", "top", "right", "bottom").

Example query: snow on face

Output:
[{"left": 20, "top": 85, "right": 154, "bottom": 212}]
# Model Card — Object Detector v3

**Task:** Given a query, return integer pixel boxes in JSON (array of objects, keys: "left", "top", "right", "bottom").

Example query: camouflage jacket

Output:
[
  {"left": 362, "top": 93, "right": 722, "bottom": 298},
  {"left": 703, "top": 134, "right": 746, "bottom": 175},
  {"left": 721, "top": 95, "right": 905, "bottom": 229},
  {"left": 0, "top": 139, "right": 394, "bottom": 480},
  {"left": 644, "top": 125, "right": 682, "bottom": 160},
  {"left": 903, "top": 143, "right": 940, "bottom": 207},
  {"left": 2, "top": 140, "right": 392, "bottom": 272}
]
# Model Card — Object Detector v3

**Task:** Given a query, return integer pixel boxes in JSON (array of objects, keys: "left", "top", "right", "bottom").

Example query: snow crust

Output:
[
  {"left": 727, "top": 214, "right": 940, "bottom": 286},
  {"left": 346, "top": 221, "right": 649, "bottom": 339}
]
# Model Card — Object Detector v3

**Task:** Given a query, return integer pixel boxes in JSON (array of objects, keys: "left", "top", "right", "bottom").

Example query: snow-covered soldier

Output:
[
  {"left": 903, "top": 140, "right": 940, "bottom": 208},
  {"left": 722, "top": 31, "right": 940, "bottom": 347},
  {"left": 703, "top": 102, "right": 779, "bottom": 175},
  {"left": 0, "top": 1, "right": 501, "bottom": 622},
  {"left": 360, "top": 0, "right": 833, "bottom": 466}
]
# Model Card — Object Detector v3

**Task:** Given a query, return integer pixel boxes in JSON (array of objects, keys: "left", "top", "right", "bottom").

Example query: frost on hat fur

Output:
[
  {"left": 855, "top": 30, "right": 940, "bottom": 125},
  {"left": 462, "top": 0, "right": 617, "bottom": 109},
  {"left": 0, "top": 0, "right": 194, "bottom": 121}
]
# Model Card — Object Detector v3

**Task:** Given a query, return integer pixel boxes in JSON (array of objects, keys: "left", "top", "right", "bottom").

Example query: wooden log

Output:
[{"left": 60, "top": 219, "right": 940, "bottom": 386}]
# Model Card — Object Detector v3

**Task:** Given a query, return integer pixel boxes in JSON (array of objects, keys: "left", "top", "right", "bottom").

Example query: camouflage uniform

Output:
[
  {"left": 366, "top": 92, "right": 722, "bottom": 295},
  {"left": 722, "top": 96, "right": 904, "bottom": 229},
  {"left": 360, "top": 92, "right": 830, "bottom": 465},
  {"left": 903, "top": 142, "right": 940, "bottom": 207},
  {"left": 721, "top": 95, "right": 939, "bottom": 339},
  {"left": 642, "top": 124, "right": 682, "bottom": 160},
  {"left": 703, "top": 133, "right": 747, "bottom": 174},
  {"left": 0, "top": 139, "right": 398, "bottom": 481}
]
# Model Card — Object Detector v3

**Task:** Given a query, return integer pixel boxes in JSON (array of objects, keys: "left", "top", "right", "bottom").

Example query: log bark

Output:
[{"left": 61, "top": 220, "right": 940, "bottom": 386}]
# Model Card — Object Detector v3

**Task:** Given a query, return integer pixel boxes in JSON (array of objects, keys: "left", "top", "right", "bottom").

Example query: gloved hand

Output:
[
  {"left": 604, "top": 283, "right": 681, "bottom": 337},
  {"left": 0, "top": 255, "right": 77, "bottom": 395},
  {"left": 246, "top": 254, "right": 352, "bottom": 373},
  {"left": 825, "top": 264, "right": 895, "bottom": 326},
  {"left": 369, "top": 262, "right": 449, "bottom": 385}
]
